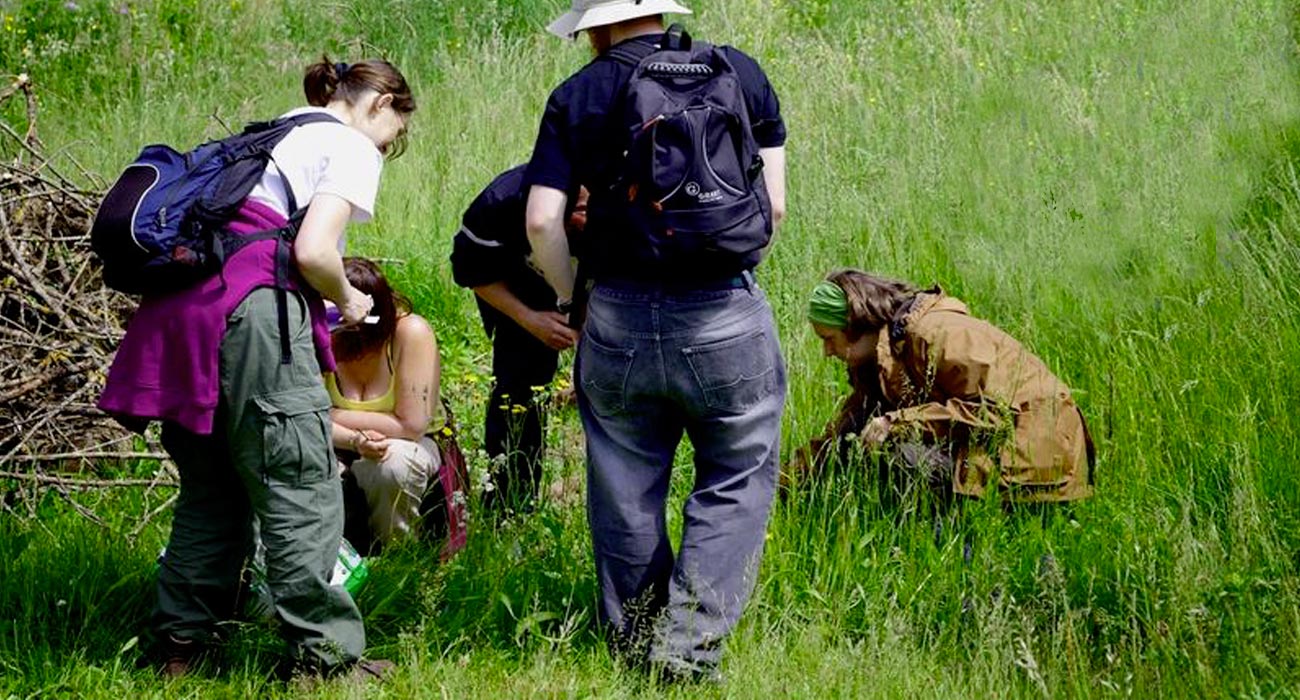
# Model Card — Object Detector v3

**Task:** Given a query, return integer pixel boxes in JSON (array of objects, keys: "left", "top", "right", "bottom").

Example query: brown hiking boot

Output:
[
  {"left": 286, "top": 658, "right": 395, "bottom": 690},
  {"left": 158, "top": 635, "right": 202, "bottom": 679},
  {"left": 348, "top": 659, "right": 395, "bottom": 683}
]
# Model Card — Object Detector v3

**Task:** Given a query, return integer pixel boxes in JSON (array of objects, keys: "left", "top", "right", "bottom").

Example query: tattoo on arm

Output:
[{"left": 405, "top": 383, "right": 433, "bottom": 410}]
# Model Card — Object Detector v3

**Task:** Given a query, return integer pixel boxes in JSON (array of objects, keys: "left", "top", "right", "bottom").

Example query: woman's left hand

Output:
[
  {"left": 861, "top": 416, "right": 893, "bottom": 446},
  {"left": 356, "top": 429, "right": 390, "bottom": 461}
]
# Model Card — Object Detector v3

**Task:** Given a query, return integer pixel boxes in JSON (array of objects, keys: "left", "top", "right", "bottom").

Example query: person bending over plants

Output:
[
  {"left": 786, "top": 269, "right": 1094, "bottom": 505},
  {"left": 450, "top": 165, "right": 587, "bottom": 512}
]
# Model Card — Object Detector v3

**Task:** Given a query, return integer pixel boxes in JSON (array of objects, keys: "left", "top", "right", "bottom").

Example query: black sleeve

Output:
[
  {"left": 450, "top": 223, "right": 510, "bottom": 289},
  {"left": 524, "top": 87, "right": 575, "bottom": 193},
  {"left": 450, "top": 177, "right": 527, "bottom": 289},
  {"left": 722, "top": 47, "right": 787, "bottom": 148}
]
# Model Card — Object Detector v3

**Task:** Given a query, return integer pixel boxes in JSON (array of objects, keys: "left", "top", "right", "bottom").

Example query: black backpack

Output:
[
  {"left": 90, "top": 112, "right": 340, "bottom": 295},
  {"left": 597, "top": 25, "right": 772, "bottom": 278}
]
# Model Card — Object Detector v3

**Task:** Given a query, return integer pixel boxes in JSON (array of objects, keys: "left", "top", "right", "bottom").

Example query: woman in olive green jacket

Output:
[{"left": 788, "top": 269, "right": 1094, "bottom": 503}]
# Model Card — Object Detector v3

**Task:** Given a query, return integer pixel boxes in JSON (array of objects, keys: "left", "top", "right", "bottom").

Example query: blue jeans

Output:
[{"left": 576, "top": 278, "right": 786, "bottom": 671}]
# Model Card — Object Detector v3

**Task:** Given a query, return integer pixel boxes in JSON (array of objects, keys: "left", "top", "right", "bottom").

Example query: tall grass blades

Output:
[{"left": 1, "top": 0, "right": 1299, "bottom": 697}]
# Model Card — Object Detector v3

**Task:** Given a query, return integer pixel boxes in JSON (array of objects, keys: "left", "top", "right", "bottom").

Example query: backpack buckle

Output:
[{"left": 663, "top": 23, "right": 691, "bottom": 51}]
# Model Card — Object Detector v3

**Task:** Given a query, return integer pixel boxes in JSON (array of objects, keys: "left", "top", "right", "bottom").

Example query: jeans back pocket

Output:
[
  {"left": 682, "top": 329, "right": 777, "bottom": 414},
  {"left": 578, "top": 336, "right": 636, "bottom": 417}
]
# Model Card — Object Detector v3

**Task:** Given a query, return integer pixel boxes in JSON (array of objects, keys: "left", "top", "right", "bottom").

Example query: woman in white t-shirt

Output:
[{"left": 103, "top": 57, "right": 414, "bottom": 680}]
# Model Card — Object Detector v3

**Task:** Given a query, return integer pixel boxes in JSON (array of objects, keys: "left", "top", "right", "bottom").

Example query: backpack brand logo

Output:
[{"left": 684, "top": 181, "right": 722, "bottom": 204}]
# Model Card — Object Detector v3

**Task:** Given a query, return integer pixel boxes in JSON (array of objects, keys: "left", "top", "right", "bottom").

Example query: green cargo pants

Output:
[{"left": 153, "top": 287, "right": 365, "bottom": 670}]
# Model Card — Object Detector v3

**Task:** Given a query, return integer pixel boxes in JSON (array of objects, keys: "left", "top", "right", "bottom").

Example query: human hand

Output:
[
  {"left": 861, "top": 416, "right": 893, "bottom": 446},
  {"left": 339, "top": 286, "right": 375, "bottom": 326},
  {"left": 566, "top": 187, "right": 590, "bottom": 234},
  {"left": 355, "top": 429, "right": 390, "bottom": 461},
  {"left": 524, "top": 310, "right": 579, "bottom": 351}
]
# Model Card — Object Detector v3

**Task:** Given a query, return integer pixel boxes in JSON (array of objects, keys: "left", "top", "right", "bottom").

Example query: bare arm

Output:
[
  {"left": 331, "top": 421, "right": 361, "bottom": 452},
  {"left": 525, "top": 185, "right": 575, "bottom": 302},
  {"left": 332, "top": 315, "right": 440, "bottom": 441},
  {"left": 473, "top": 281, "right": 577, "bottom": 351},
  {"left": 330, "top": 422, "right": 389, "bottom": 461},
  {"left": 474, "top": 281, "right": 540, "bottom": 327},
  {"left": 293, "top": 193, "right": 372, "bottom": 322},
  {"left": 391, "top": 314, "right": 439, "bottom": 439},
  {"left": 760, "top": 146, "right": 787, "bottom": 230},
  {"left": 332, "top": 408, "right": 406, "bottom": 439}
]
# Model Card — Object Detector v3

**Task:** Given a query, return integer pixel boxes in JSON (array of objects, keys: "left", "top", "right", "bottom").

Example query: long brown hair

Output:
[
  {"left": 331, "top": 258, "right": 412, "bottom": 363},
  {"left": 303, "top": 56, "right": 415, "bottom": 158},
  {"left": 827, "top": 269, "right": 920, "bottom": 341}
]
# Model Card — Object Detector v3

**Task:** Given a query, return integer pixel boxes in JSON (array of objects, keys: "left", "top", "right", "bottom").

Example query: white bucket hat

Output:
[{"left": 546, "top": 0, "right": 692, "bottom": 39}]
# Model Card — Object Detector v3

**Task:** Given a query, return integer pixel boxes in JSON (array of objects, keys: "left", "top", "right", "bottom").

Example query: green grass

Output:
[{"left": 4, "top": 0, "right": 1300, "bottom": 696}]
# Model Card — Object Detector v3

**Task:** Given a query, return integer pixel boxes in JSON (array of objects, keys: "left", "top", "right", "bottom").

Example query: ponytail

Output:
[
  {"left": 303, "top": 56, "right": 344, "bottom": 107},
  {"left": 302, "top": 55, "right": 415, "bottom": 114}
]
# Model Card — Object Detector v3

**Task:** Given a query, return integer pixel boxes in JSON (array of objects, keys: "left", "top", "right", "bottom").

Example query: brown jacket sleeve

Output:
[
  {"left": 883, "top": 326, "right": 1007, "bottom": 440},
  {"left": 788, "top": 394, "right": 853, "bottom": 484}
]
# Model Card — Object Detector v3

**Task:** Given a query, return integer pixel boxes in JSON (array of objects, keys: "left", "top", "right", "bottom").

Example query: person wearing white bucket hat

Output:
[
  {"left": 524, "top": 0, "right": 789, "bottom": 683},
  {"left": 546, "top": 0, "right": 693, "bottom": 40}
]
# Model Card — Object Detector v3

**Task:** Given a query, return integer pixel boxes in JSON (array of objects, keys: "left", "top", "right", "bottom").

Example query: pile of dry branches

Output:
[{"left": 1, "top": 75, "right": 172, "bottom": 521}]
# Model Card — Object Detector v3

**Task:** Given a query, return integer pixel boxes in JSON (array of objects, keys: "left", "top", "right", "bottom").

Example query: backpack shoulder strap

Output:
[
  {"left": 275, "top": 111, "right": 344, "bottom": 129},
  {"left": 607, "top": 25, "right": 696, "bottom": 66},
  {"left": 243, "top": 111, "right": 345, "bottom": 365},
  {"left": 662, "top": 23, "right": 692, "bottom": 51},
  {"left": 606, "top": 43, "right": 648, "bottom": 68}
]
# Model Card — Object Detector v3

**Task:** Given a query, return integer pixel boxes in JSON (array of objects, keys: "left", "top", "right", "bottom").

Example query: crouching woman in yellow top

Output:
[
  {"left": 788, "top": 269, "right": 1094, "bottom": 505},
  {"left": 327, "top": 258, "right": 446, "bottom": 548}
]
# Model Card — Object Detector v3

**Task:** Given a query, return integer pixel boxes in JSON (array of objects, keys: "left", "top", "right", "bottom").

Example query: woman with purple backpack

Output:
[{"left": 98, "top": 57, "right": 413, "bottom": 680}]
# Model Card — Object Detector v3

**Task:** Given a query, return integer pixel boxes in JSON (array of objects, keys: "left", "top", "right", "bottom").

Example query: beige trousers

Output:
[{"left": 348, "top": 436, "right": 440, "bottom": 545}]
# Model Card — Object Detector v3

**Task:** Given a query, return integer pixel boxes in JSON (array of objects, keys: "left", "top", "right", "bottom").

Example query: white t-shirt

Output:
[{"left": 247, "top": 106, "right": 383, "bottom": 250}]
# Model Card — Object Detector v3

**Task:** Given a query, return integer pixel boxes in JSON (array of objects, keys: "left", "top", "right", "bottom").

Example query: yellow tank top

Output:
[
  {"left": 325, "top": 370, "right": 397, "bottom": 413},
  {"left": 325, "top": 343, "right": 444, "bottom": 430}
]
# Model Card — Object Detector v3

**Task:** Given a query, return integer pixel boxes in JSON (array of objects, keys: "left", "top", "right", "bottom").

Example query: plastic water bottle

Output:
[
  {"left": 330, "top": 537, "right": 369, "bottom": 596},
  {"left": 160, "top": 536, "right": 369, "bottom": 621},
  {"left": 244, "top": 537, "right": 368, "bottom": 619}
]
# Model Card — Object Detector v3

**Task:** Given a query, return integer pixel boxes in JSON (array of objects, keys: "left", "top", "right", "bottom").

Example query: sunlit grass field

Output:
[{"left": 3, "top": 0, "right": 1300, "bottom": 696}]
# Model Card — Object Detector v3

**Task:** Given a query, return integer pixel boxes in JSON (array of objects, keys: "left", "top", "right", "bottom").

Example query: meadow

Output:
[{"left": 3, "top": 0, "right": 1300, "bottom": 697}]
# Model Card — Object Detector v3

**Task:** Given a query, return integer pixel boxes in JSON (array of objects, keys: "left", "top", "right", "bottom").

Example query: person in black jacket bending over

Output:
[{"left": 451, "top": 165, "right": 587, "bottom": 510}]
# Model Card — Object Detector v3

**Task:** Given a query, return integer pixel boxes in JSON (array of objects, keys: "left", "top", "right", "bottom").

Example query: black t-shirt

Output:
[
  {"left": 450, "top": 165, "right": 556, "bottom": 335},
  {"left": 524, "top": 33, "right": 785, "bottom": 278}
]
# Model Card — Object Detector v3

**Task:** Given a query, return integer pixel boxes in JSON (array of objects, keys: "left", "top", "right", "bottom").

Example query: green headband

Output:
[{"left": 808, "top": 280, "right": 849, "bottom": 329}]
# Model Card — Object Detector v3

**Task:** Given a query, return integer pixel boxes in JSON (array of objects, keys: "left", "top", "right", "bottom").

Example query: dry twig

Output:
[
  {"left": 0, "top": 75, "right": 158, "bottom": 524},
  {"left": 0, "top": 471, "right": 176, "bottom": 488}
]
